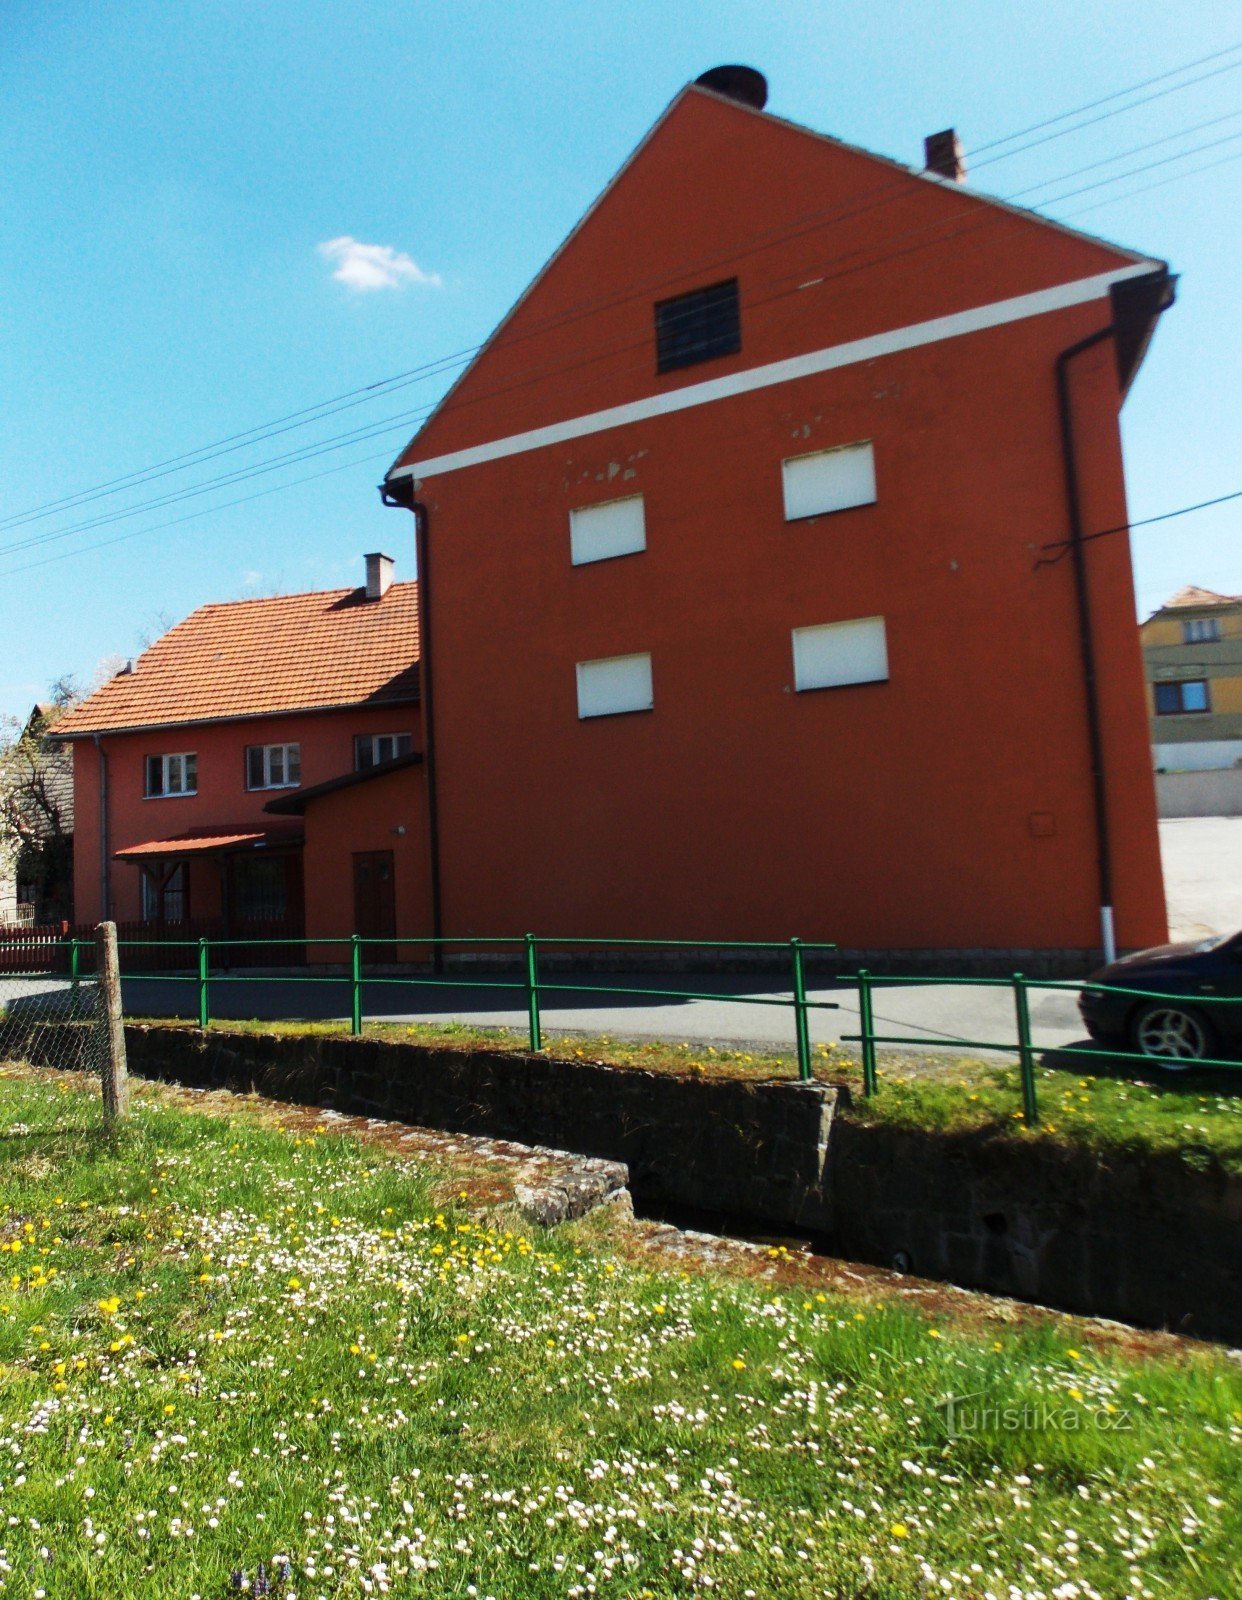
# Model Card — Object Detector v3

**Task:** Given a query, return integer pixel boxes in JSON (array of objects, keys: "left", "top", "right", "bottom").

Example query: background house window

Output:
[
  {"left": 570, "top": 495, "right": 647, "bottom": 566},
  {"left": 141, "top": 863, "right": 188, "bottom": 921},
  {"left": 354, "top": 732, "right": 413, "bottom": 770},
  {"left": 1154, "top": 679, "right": 1211, "bottom": 714},
  {"left": 782, "top": 441, "right": 877, "bottom": 520},
  {"left": 246, "top": 743, "right": 301, "bottom": 790},
  {"left": 654, "top": 279, "right": 740, "bottom": 373},
  {"left": 576, "top": 653, "right": 654, "bottom": 719},
  {"left": 1182, "top": 617, "right": 1221, "bottom": 643},
  {"left": 144, "top": 752, "right": 197, "bottom": 796},
  {"left": 792, "top": 617, "right": 889, "bottom": 692}
]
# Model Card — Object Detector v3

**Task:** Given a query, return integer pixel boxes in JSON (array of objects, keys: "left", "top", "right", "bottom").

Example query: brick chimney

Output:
[
  {"left": 924, "top": 128, "right": 966, "bottom": 183},
  {"left": 365, "top": 551, "right": 394, "bottom": 600}
]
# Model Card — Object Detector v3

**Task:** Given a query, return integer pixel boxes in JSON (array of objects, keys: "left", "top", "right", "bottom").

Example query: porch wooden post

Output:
[{"left": 97, "top": 920, "right": 130, "bottom": 1123}]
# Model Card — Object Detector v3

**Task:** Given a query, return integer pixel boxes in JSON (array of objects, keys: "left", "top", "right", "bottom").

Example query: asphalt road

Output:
[
  {"left": 41, "top": 817, "right": 1242, "bottom": 1062},
  {"left": 120, "top": 969, "right": 1087, "bottom": 1058}
]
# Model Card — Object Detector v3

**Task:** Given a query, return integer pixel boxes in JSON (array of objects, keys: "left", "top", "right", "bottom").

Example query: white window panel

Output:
[
  {"left": 576, "top": 653, "right": 653, "bottom": 719},
  {"left": 570, "top": 495, "right": 647, "bottom": 566},
  {"left": 782, "top": 441, "right": 876, "bottom": 521},
  {"left": 792, "top": 617, "right": 888, "bottom": 692}
]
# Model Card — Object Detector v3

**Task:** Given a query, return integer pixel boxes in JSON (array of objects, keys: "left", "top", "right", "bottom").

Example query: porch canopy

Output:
[{"left": 114, "top": 823, "right": 304, "bottom": 861}]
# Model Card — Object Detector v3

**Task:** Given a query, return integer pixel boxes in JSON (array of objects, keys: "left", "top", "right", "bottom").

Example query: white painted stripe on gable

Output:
[{"left": 390, "top": 261, "right": 1159, "bottom": 482}]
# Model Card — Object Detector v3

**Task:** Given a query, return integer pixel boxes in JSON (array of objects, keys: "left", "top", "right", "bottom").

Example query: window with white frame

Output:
[
  {"left": 782, "top": 441, "right": 876, "bottom": 521},
  {"left": 1182, "top": 617, "right": 1221, "bottom": 643},
  {"left": 570, "top": 495, "right": 647, "bottom": 566},
  {"left": 576, "top": 653, "right": 653, "bottom": 719},
  {"left": 354, "top": 732, "right": 413, "bottom": 770},
  {"left": 144, "top": 752, "right": 197, "bottom": 797},
  {"left": 245, "top": 743, "right": 301, "bottom": 790},
  {"left": 791, "top": 617, "right": 889, "bottom": 692}
]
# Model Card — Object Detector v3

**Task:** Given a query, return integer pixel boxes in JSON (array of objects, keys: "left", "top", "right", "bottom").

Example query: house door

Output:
[{"left": 352, "top": 851, "right": 397, "bottom": 964}]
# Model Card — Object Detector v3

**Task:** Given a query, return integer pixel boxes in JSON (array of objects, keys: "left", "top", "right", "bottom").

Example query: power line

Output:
[
  {"left": 1035, "top": 491, "right": 1242, "bottom": 569},
  {"left": 7, "top": 40, "right": 1238, "bottom": 536},
  {"left": 966, "top": 40, "right": 1242, "bottom": 156},
  {"left": 1058, "top": 145, "right": 1242, "bottom": 219},
  {"left": 4, "top": 111, "right": 1226, "bottom": 568},
  {"left": 970, "top": 52, "right": 1242, "bottom": 171}
]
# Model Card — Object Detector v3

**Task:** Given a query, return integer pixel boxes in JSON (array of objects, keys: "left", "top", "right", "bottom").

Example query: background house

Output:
[
  {"left": 379, "top": 68, "right": 1169, "bottom": 961},
  {"left": 0, "top": 702, "right": 75, "bottom": 926},
  {"left": 55, "top": 556, "right": 427, "bottom": 949},
  {"left": 1142, "top": 585, "right": 1242, "bottom": 817}
]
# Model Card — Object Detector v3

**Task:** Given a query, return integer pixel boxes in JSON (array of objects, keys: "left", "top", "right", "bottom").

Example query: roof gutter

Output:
[
  {"left": 380, "top": 477, "right": 443, "bottom": 967},
  {"left": 1054, "top": 266, "right": 1174, "bottom": 964}
]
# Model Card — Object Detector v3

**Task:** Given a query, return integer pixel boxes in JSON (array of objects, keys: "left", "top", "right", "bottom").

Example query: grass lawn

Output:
[
  {"left": 0, "top": 1063, "right": 1239, "bottom": 1599},
  {"left": 174, "top": 1016, "right": 1242, "bottom": 1176}
]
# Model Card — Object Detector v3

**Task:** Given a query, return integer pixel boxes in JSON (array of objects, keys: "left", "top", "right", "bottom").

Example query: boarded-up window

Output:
[
  {"left": 655, "top": 279, "right": 741, "bottom": 373},
  {"left": 570, "top": 496, "right": 646, "bottom": 566},
  {"left": 782, "top": 441, "right": 876, "bottom": 521},
  {"left": 576, "top": 653, "right": 654, "bottom": 719},
  {"left": 792, "top": 617, "right": 888, "bottom": 692}
]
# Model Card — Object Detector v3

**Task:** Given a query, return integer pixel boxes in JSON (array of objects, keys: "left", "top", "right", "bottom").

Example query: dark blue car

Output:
[{"left": 1078, "top": 931, "right": 1242, "bottom": 1066}]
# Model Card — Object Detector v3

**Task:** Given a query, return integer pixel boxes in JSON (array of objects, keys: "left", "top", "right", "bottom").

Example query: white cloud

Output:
[{"left": 317, "top": 235, "right": 442, "bottom": 292}]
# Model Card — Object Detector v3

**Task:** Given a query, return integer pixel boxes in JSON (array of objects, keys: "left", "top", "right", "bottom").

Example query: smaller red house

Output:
[{"left": 55, "top": 555, "right": 430, "bottom": 952}]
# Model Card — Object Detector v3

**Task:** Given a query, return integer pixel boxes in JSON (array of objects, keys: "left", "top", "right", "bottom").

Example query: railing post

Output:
[
  {"left": 790, "top": 937, "right": 812, "bottom": 1082},
  {"left": 350, "top": 935, "right": 363, "bottom": 1036},
  {"left": 858, "top": 969, "right": 878, "bottom": 1097},
  {"left": 1013, "top": 973, "right": 1039, "bottom": 1125},
  {"left": 525, "top": 933, "right": 542, "bottom": 1052},
  {"left": 197, "top": 937, "right": 210, "bottom": 1030}
]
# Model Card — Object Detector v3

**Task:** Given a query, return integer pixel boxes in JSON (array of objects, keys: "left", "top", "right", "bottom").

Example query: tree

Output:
[{"left": 0, "top": 691, "right": 77, "bottom": 924}]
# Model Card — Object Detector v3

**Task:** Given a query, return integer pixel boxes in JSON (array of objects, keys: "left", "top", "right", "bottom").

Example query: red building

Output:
[
  {"left": 56, "top": 555, "right": 427, "bottom": 949},
  {"left": 376, "top": 67, "right": 1171, "bottom": 961}
]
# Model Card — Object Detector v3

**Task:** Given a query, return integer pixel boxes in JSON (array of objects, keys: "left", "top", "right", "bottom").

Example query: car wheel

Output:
[{"left": 1129, "top": 1001, "right": 1213, "bottom": 1068}]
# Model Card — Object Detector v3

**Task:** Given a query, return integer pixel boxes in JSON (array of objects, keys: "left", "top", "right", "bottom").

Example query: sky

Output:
[{"left": 1, "top": 0, "right": 1239, "bottom": 720}]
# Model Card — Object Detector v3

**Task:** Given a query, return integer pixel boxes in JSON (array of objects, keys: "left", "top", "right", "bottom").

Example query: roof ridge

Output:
[{"left": 191, "top": 578, "right": 419, "bottom": 614}]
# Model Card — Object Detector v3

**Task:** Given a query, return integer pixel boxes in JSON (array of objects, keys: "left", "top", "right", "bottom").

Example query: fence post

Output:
[
  {"left": 858, "top": 969, "right": 878, "bottom": 1097},
  {"left": 1013, "top": 973, "right": 1039, "bottom": 1125},
  {"left": 790, "top": 937, "right": 812, "bottom": 1081},
  {"left": 197, "top": 937, "right": 210, "bottom": 1030},
  {"left": 69, "top": 937, "right": 80, "bottom": 994},
  {"left": 97, "top": 921, "right": 129, "bottom": 1123},
  {"left": 350, "top": 935, "right": 363, "bottom": 1036},
  {"left": 525, "top": 933, "right": 542, "bottom": 1052}
]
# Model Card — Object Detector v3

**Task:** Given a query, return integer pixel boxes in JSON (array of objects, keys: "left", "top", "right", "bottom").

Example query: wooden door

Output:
[{"left": 352, "top": 851, "right": 397, "bottom": 964}]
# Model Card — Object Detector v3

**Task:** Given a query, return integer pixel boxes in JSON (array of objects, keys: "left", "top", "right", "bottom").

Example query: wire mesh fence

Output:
[{"left": 0, "top": 970, "right": 107, "bottom": 1076}]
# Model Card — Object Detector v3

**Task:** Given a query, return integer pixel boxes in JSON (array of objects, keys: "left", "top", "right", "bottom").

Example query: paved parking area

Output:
[{"left": 1160, "top": 816, "right": 1242, "bottom": 942}]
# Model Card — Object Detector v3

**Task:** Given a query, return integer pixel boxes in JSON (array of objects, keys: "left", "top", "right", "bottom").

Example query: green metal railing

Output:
[
  {"left": 77, "top": 932, "right": 841, "bottom": 1082},
  {"left": 57, "top": 934, "right": 1242, "bottom": 1122},
  {"left": 843, "top": 971, "right": 1242, "bottom": 1124}
]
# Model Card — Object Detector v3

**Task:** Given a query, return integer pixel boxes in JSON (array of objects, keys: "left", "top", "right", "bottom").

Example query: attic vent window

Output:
[{"left": 655, "top": 279, "right": 741, "bottom": 374}]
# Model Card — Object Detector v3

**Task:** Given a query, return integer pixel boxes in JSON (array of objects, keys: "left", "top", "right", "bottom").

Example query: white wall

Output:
[
  {"left": 1154, "top": 739, "right": 1242, "bottom": 773},
  {"left": 1156, "top": 767, "right": 1242, "bottom": 818}
]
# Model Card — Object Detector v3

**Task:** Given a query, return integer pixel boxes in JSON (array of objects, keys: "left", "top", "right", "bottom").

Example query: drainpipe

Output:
[
  {"left": 93, "top": 733, "right": 111, "bottom": 919},
  {"left": 1055, "top": 276, "right": 1172, "bottom": 964},
  {"left": 379, "top": 477, "right": 443, "bottom": 969}
]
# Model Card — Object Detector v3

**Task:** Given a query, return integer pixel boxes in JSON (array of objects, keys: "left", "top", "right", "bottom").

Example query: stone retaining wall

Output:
[{"left": 19, "top": 1023, "right": 1241, "bottom": 1341}]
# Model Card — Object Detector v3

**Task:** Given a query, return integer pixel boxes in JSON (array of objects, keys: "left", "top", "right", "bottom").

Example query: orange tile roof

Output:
[
  {"left": 57, "top": 582, "right": 420, "bottom": 737},
  {"left": 115, "top": 823, "right": 304, "bottom": 860},
  {"left": 1161, "top": 585, "right": 1242, "bottom": 610}
]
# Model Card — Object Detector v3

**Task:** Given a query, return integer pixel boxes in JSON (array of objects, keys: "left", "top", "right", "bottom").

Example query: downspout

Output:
[
  {"left": 380, "top": 478, "right": 443, "bottom": 968},
  {"left": 93, "top": 733, "right": 111, "bottom": 920},
  {"left": 1055, "top": 275, "right": 1172, "bottom": 964}
]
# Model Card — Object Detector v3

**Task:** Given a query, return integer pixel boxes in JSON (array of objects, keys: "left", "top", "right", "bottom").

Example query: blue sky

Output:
[{"left": 1, "top": 0, "right": 1239, "bottom": 719}]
